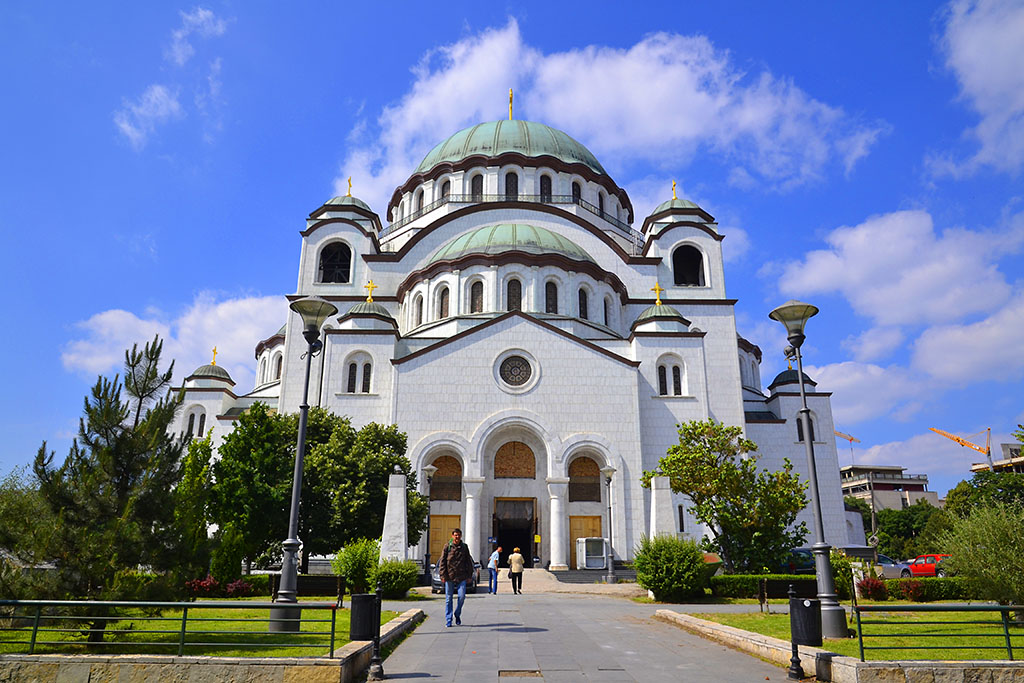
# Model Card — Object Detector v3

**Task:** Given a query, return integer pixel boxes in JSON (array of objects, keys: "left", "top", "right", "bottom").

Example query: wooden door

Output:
[
  {"left": 569, "top": 515, "right": 602, "bottom": 569},
  {"left": 430, "top": 515, "right": 461, "bottom": 564}
]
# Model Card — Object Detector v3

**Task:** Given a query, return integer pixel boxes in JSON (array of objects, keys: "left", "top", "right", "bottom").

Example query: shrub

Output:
[
  {"left": 882, "top": 577, "right": 976, "bottom": 602},
  {"left": 210, "top": 525, "right": 245, "bottom": 584},
  {"left": 110, "top": 570, "right": 180, "bottom": 602},
  {"left": 632, "top": 535, "right": 708, "bottom": 602},
  {"left": 892, "top": 578, "right": 924, "bottom": 602},
  {"left": 830, "top": 549, "right": 853, "bottom": 601},
  {"left": 331, "top": 538, "right": 380, "bottom": 594},
  {"left": 709, "top": 574, "right": 810, "bottom": 598},
  {"left": 373, "top": 560, "right": 419, "bottom": 599},
  {"left": 186, "top": 574, "right": 221, "bottom": 598},
  {"left": 225, "top": 578, "right": 255, "bottom": 598},
  {"left": 245, "top": 574, "right": 272, "bottom": 597},
  {"left": 856, "top": 575, "right": 888, "bottom": 601},
  {"left": 940, "top": 503, "right": 1024, "bottom": 604}
]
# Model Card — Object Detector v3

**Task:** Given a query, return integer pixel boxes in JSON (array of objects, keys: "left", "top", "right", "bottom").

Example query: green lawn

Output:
[
  {"left": 693, "top": 609, "right": 1024, "bottom": 661},
  {"left": 0, "top": 598, "right": 399, "bottom": 657}
]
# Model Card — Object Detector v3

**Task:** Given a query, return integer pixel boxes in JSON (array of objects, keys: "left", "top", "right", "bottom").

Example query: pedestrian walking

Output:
[
  {"left": 437, "top": 528, "right": 475, "bottom": 626},
  {"left": 508, "top": 546, "right": 525, "bottom": 594},
  {"left": 487, "top": 545, "right": 502, "bottom": 594}
]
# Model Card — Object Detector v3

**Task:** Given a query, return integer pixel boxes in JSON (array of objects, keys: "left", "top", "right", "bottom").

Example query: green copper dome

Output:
[
  {"left": 325, "top": 195, "right": 372, "bottom": 212},
  {"left": 429, "top": 224, "right": 595, "bottom": 265},
  {"left": 415, "top": 120, "right": 607, "bottom": 176},
  {"left": 768, "top": 369, "right": 817, "bottom": 391},
  {"left": 189, "top": 363, "right": 232, "bottom": 381},
  {"left": 651, "top": 197, "right": 700, "bottom": 214},
  {"left": 346, "top": 301, "right": 394, "bottom": 318},
  {"left": 635, "top": 303, "right": 686, "bottom": 324}
]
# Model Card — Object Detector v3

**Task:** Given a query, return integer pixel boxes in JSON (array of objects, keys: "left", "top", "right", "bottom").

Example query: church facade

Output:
[{"left": 172, "top": 118, "right": 848, "bottom": 569}]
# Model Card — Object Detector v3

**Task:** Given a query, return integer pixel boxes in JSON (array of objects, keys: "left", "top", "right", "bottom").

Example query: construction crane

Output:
[
  {"left": 929, "top": 427, "right": 992, "bottom": 470},
  {"left": 834, "top": 430, "right": 860, "bottom": 465}
]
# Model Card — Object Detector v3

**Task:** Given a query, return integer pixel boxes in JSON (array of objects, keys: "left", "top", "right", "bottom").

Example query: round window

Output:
[{"left": 499, "top": 356, "right": 532, "bottom": 386}]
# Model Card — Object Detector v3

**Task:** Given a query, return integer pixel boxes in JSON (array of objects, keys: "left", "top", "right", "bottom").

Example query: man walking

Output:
[
  {"left": 437, "top": 528, "right": 475, "bottom": 626},
  {"left": 487, "top": 546, "right": 502, "bottom": 594}
]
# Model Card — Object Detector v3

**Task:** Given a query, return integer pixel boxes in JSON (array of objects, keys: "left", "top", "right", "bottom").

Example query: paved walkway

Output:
[{"left": 383, "top": 573, "right": 783, "bottom": 682}]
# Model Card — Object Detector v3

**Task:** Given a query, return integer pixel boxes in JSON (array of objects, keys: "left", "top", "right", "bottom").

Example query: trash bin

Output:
[
  {"left": 789, "top": 593, "right": 822, "bottom": 647},
  {"left": 349, "top": 593, "right": 377, "bottom": 641}
]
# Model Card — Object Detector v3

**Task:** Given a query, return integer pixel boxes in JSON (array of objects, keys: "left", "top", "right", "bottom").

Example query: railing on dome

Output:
[{"left": 379, "top": 194, "right": 643, "bottom": 254}]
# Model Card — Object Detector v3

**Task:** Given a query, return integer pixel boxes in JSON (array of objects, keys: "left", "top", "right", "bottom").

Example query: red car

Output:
[{"left": 907, "top": 554, "right": 951, "bottom": 577}]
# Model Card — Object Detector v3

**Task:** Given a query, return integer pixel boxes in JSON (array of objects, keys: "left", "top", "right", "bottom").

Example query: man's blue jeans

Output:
[
  {"left": 488, "top": 567, "right": 498, "bottom": 593},
  {"left": 444, "top": 579, "right": 467, "bottom": 626}
]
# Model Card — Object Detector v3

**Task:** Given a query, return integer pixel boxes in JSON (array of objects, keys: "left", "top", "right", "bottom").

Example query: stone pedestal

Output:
[
  {"left": 380, "top": 472, "right": 408, "bottom": 561},
  {"left": 649, "top": 475, "right": 676, "bottom": 538}
]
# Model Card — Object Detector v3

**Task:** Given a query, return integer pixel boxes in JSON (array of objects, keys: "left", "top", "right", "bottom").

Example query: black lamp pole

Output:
[
  {"left": 601, "top": 465, "right": 616, "bottom": 584},
  {"left": 421, "top": 464, "right": 437, "bottom": 584}
]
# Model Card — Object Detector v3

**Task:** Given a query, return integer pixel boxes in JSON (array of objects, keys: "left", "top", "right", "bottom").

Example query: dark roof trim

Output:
[
  {"left": 625, "top": 297, "right": 738, "bottom": 306},
  {"left": 641, "top": 221, "right": 724, "bottom": 254},
  {"left": 367, "top": 202, "right": 659, "bottom": 267},
  {"left": 737, "top": 336, "right": 763, "bottom": 362},
  {"left": 307, "top": 202, "right": 383, "bottom": 227},
  {"left": 255, "top": 333, "right": 285, "bottom": 359},
  {"left": 628, "top": 330, "right": 706, "bottom": 342},
  {"left": 641, "top": 206, "right": 716, "bottom": 233},
  {"left": 388, "top": 152, "right": 634, "bottom": 223},
  {"left": 334, "top": 312, "right": 399, "bottom": 329},
  {"left": 392, "top": 310, "right": 640, "bottom": 368},
  {"left": 396, "top": 251, "right": 630, "bottom": 303},
  {"left": 746, "top": 416, "right": 787, "bottom": 424},
  {"left": 629, "top": 314, "right": 693, "bottom": 332},
  {"left": 182, "top": 374, "right": 236, "bottom": 388},
  {"left": 286, "top": 294, "right": 400, "bottom": 303},
  {"left": 300, "top": 216, "right": 382, "bottom": 252},
  {"left": 177, "top": 386, "right": 238, "bottom": 399},
  {"left": 771, "top": 391, "right": 834, "bottom": 398},
  {"left": 324, "top": 328, "right": 400, "bottom": 338}
]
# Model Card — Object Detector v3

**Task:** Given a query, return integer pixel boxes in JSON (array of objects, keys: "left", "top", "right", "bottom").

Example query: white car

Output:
[{"left": 874, "top": 554, "right": 912, "bottom": 579}]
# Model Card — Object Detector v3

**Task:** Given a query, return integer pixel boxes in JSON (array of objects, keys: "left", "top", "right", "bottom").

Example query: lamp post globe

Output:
[
  {"left": 600, "top": 465, "right": 616, "bottom": 584},
  {"left": 768, "top": 299, "right": 846, "bottom": 640},
  {"left": 421, "top": 464, "right": 437, "bottom": 583},
  {"left": 270, "top": 296, "right": 337, "bottom": 632}
]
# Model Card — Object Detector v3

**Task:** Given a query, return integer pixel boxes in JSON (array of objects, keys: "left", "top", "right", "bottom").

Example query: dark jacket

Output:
[{"left": 438, "top": 540, "right": 474, "bottom": 583}]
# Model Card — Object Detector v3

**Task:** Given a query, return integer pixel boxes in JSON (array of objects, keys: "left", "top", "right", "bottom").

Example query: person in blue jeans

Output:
[
  {"left": 437, "top": 528, "right": 475, "bottom": 627},
  {"left": 487, "top": 546, "right": 502, "bottom": 594}
]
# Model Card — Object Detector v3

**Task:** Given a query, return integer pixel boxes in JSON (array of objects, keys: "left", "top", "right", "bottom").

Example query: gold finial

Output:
[
  {"left": 787, "top": 359, "right": 793, "bottom": 371},
  {"left": 672, "top": 180, "right": 677, "bottom": 201},
  {"left": 211, "top": 346, "right": 218, "bottom": 366},
  {"left": 509, "top": 88, "right": 513, "bottom": 120},
  {"left": 347, "top": 177, "right": 352, "bottom": 197},
  {"left": 364, "top": 280, "right": 378, "bottom": 302},
  {"left": 651, "top": 283, "right": 664, "bottom": 306}
]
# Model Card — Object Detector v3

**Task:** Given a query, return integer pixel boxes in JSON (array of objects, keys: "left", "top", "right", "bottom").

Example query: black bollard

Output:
[
  {"left": 367, "top": 582, "right": 384, "bottom": 680},
  {"left": 787, "top": 585, "right": 803, "bottom": 680}
]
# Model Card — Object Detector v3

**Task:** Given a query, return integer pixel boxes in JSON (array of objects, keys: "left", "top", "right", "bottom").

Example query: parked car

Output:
[
  {"left": 907, "top": 554, "right": 952, "bottom": 577},
  {"left": 874, "top": 554, "right": 912, "bottom": 579},
  {"left": 780, "top": 549, "right": 815, "bottom": 574},
  {"left": 430, "top": 561, "right": 481, "bottom": 594}
]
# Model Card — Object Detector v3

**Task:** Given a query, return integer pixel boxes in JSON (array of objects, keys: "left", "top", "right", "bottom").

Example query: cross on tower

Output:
[
  {"left": 671, "top": 180, "right": 677, "bottom": 201},
  {"left": 364, "top": 280, "right": 378, "bottom": 302},
  {"left": 347, "top": 177, "right": 352, "bottom": 197},
  {"left": 211, "top": 346, "right": 218, "bottom": 366},
  {"left": 650, "top": 282, "right": 664, "bottom": 305}
]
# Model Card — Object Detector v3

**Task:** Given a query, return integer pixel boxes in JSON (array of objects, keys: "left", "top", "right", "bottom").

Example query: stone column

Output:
[
  {"left": 547, "top": 478, "right": 570, "bottom": 570},
  {"left": 649, "top": 475, "right": 676, "bottom": 539},
  {"left": 462, "top": 478, "right": 485, "bottom": 562},
  {"left": 379, "top": 471, "right": 408, "bottom": 561}
]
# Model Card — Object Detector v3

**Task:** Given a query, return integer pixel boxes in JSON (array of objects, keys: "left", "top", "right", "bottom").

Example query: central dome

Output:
[
  {"left": 415, "top": 120, "right": 606, "bottom": 176},
  {"left": 428, "top": 224, "right": 595, "bottom": 264}
]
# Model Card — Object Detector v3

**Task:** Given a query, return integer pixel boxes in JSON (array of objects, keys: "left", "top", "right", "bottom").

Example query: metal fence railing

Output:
[
  {"left": 0, "top": 599, "right": 343, "bottom": 657},
  {"left": 854, "top": 604, "right": 1024, "bottom": 661}
]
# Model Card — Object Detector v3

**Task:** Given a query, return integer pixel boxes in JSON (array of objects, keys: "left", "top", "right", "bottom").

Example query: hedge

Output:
[
  {"left": 709, "top": 574, "right": 809, "bottom": 598},
  {"left": 882, "top": 577, "right": 978, "bottom": 602}
]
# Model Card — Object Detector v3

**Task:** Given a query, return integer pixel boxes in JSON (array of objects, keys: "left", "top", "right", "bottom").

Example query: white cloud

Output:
[
  {"left": 805, "top": 361, "right": 927, "bottom": 424},
  {"left": 166, "top": 7, "right": 228, "bottom": 67},
  {"left": 113, "top": 84, "right": 183, "bottom": 150},
  {"left": 933, "top": 0, "right": 1024, "bottom": 176},
  {"left": 912, "top": 290, "right": 1024, "bottom": 383},
  {"left": 841, "top": 327, "right": 905, "bottom": 362},
  {"left": 63, "top": 292, "right": 287, "bottom": 393},
  {"left": 778, "top": 209, "right": 1022, "bottom": 326},
  {"left": 335, "top": 20, "right": 884, "bottom": 216}
]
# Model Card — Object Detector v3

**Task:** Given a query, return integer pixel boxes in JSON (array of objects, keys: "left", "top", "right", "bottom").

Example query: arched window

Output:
[
  {"left": 441, "top": 180, "right": 451, "bottom": 198},
  {"left": 571, "top": 181, "right": 582, "bottom": 204},
  {"left": 603, "top": 297, "right": 610, "bottom": 326},
  {"left": 438, "top": 287, "right": 449, "bottom": 318},
  {"left": 318, "top": 242, "right": 352, "bottom": 284},
  {"left": 414, "top": 295, "right": 423, "bottom": 326},
  {"left": 430, "top": 455, "right": 462, "bottom": 501},
  {"left": 504, "top": 173, "right": 518, "bottom": 201},
  {"left": 274, "top": 355, "right": 283, "bottom": 379},
  {"left": 597, "top": 193, "right": 605, "bottom": 217},
  {"left": 657, "top": 366, "right": 668, "bottom": 396},
  {"left": 259, "top": 358, "right": 266, "bottom": 384},
  {"left": 415, "top": 190, "right": 423, "bottom": 213},
  {"left": 361, "top": 363, "right": 372, "bottom": 393},
  {"left": 396, "top": 203, "right": 403, "bottom": 222},
  {"left": 470, "top": 174, "right": 483, "bottom": 201},
  {"left": 197, "top": 413, "right": 206, "bottom": 435},
  {"left": 507, "top": 279, "right": 522, "bottom": 311},
  {"left": 545, "top": 282, "right": 558, "bottom": 314},
  {"left": 797, "top": 415, "right": 816, "bottom": 442},
  {"left": 540, "top": 175, "right": 552, "bottom": 203},
  {"left": 578, "top": 289, "right": 589, "bottom": 320},
  {"left": 347, "top": 363, "right": 358, "bottom": 393},
  {"left": 186, "top": 413, "right": 195, "bottom": 438},
  {"left": 494, "top": 441, "right": 535, "bottom": 478},
  {"left": 470, "top": 281, "right": 483, "bottom": 313},
  {"left": 672, "top": 366, "right": 682, "bottom": 396},
  {"left": 673, "top": 245, "right": 705, "bottom": 286},
  {"left": 750, "top": 360, "right": 758, "bottom": 387},
  {"left": 568, "top": 456, "right": 601, "bottom": 501}
]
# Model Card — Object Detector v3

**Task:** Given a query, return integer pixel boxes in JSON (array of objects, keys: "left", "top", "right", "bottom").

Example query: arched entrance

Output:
[{"left": 491, "top": 440, "right": 538, "bottom": 568}]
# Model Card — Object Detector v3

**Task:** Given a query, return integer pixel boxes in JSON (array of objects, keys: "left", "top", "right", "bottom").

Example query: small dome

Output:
[
  {"left": 768, "top": 368, "right": 817, "bottom": 391},
  {"left": 651, "top": 197, "right": 700, "bottom": 214},
  {"left": 325, "top": 195, "right": 372, "bottom": 212},
  {"left": 345, "top": 301, "right": 394, "bottom": 318},
  {"left": 635, "top": 303, "right": 687, "bottom": 324},
  {"left": 415, "top": 120, "right": 607, "bottom": 176},
  {"left": 429, "top": 224, "right": 595, "bottom": 265},
  {"left": 189, "top": 363, "right": 232, "bottom": 381}
]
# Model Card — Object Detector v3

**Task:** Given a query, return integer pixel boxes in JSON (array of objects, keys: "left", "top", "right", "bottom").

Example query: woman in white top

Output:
[{"left": 508, "top": 547, "right": 525, "bottom": 594}]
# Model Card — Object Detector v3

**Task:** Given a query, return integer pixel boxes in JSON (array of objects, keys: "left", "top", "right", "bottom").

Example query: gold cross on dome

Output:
[
  {"left": 211, "top": 346, "right": 218, "bottom": 366},
  {"left": 347, "top": 177, "right": 352, "bottom": 197},
  {"left": 651, "top": 283, "right": 664, "bottom": 305},
  {"left": 672, "top": 180, "right": 677, "bottom": 200},
  {"left": 364, "top": 280, "right": 378, "bottom": 302},
  {"left": 509, "top": 88, "right": 513, "bottom": 120}
]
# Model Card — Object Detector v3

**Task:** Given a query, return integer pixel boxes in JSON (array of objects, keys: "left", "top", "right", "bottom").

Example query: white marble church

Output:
[{"left": 172, "top": 115, "right": 850, "bottom": 570}]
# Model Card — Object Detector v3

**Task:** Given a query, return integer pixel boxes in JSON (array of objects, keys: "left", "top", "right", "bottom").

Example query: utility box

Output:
[
  {"left": 349, "top": 593, "right": 377, "bottom": 641},
  {"left": 575, "top": 537, "right": 608, "bottom": 569},
  {"left": 789, "top": 594, "right": 823, "bottom": 647}
]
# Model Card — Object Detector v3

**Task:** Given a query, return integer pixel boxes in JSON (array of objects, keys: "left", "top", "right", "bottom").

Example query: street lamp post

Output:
[
  {"left": 421, "top": 464, "right": 438, "bottom": 585},
  {"left": 769, "top": 299, "right": 847, "bottom": 639},
  {"left": 600, "top": 465, "right": 616, "bottom": 584},
  {"left": 270, "top": 296, "right": 338, "bottom": 633}
]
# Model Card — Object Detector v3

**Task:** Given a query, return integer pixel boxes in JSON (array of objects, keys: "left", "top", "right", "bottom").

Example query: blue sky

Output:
[{"left": 1, "top": 1, "right": 1022, "bottom": 496}]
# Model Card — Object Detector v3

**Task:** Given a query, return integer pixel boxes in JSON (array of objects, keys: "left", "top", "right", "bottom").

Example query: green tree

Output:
[
  {"left": 876, "top": 499, "right": 942, "bottom": 559},
  {"left": 943, "top": 470, "right": 1024, "bottom": 519},
  {"left": 31, "top": 336, "right": 184, "bottom": 638},
  {"left": 940, "top": 503, "right": 1024, "bottom": 605},
  {"left": 0, "top": 467, "right": 56, "bottom": 597},
  {"left": 174, "top": 434, "right": 214, "bottom": 579},
  {"left": 642, "top": 419, "right": 808, "bottom": 573}
]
